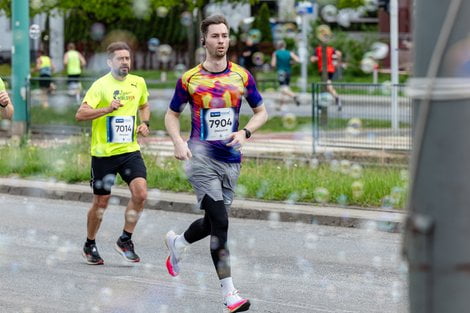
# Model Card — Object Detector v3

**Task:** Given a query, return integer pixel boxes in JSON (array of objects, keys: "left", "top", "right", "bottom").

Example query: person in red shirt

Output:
[{"left": 311, "top": 45, "right": 342, "bottom": 110}]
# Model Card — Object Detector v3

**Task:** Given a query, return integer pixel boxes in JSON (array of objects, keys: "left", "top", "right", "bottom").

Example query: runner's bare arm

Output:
[
  {"left": 165, "top": 109, "right": 192, "bottom": 160},
  {"left": 79, "top": 53, "right": 87, "bottom": 67},
  {"left": 226, "top": 104, "right": 268, "bottom": 147},
  {"left": 291, "top": 52, "right": 300, "bottom": 63},
  {"left": 271, "top": 53, "right": 277, "bottom": 68},
  {"left": 0, "top": 92, "right": 14, "bottom": 120},
  {"left": 136, "top": 102, "right": 150, "bottom": 136},
  {"left": 75, "top": 101, "right": 122, "bottom": 121}
]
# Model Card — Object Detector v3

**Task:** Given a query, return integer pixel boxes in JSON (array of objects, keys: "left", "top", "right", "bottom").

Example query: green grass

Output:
[{"left": 0, "top": 141, "right": 408, "bottom": 209}]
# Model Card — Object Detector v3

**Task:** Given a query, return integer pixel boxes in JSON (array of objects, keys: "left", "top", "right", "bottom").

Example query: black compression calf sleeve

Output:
[
  {"left": 183, "top": 213, "right": 211, "bottom": 243},
  {"left": 201, "top": 195, "right": 231, "bottom": 279}
]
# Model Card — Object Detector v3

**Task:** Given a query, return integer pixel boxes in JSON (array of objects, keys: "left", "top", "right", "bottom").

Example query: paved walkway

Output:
[{"left": 0, "top": 177, "right": 405, "bottom": 233}]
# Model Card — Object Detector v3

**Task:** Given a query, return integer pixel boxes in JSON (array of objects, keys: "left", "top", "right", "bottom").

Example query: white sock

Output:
[
  {"left": 175, "top": 233, "right": 190, "bottom": 250},
  {"left": 220, "top": 277, "right": 235, "bottom": 296}
]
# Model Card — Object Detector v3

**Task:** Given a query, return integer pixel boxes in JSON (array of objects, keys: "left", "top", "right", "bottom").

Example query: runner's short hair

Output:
[
  {"left": 107, "top": 42, "right": 131, "bottom": 59},
  {"left": 200, "top": 14, "right": 229, "bottom": 39},
  {"left": 277, "top": 40, "right": 286, "bottom": 50}
]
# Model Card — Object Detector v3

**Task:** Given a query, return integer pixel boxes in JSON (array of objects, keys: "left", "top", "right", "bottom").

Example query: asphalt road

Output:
[{"left": 0, "top": 194, "right": 408, "bottom": 313}]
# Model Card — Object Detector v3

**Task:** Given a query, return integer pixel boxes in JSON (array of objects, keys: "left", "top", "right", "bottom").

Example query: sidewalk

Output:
[{"left": 0, "top": 177, "right": 405, "bottom": 233}]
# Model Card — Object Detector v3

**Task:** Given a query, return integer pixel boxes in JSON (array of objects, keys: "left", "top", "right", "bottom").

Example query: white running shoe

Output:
[
  {"left": 224, "top": 290, "right": 251, "bottom": 313},
  {"left": 165, "top": 230, "right": 185, "bottom": 277}
]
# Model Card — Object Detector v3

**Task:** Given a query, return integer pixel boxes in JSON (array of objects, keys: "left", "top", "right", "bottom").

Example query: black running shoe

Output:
[
  {"left": 115, "top": 238, "right": 140, "bottom": 263},
  {"left": 294, "top": 96, "right": 301, "bottom": 106},
  {"left": 82, "top": 243, "right": 104, "bottom": 265},
  {"left": 336, "top": 97, "right": 342, "bottom": 111}
]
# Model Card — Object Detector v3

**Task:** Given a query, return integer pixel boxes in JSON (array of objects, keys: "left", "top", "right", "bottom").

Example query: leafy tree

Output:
[
  {"left": 0, "top": 0, "right": 255, "bottom": 19},
  {"left": 337, "top": 0, "right": 365, "bottom": 9},
  {"left": 253, "top": 2, "right": 272, "bottom": 43}
]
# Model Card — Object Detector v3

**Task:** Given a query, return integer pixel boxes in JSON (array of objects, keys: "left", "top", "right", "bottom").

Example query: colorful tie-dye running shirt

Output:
[{"left": 169, "top": 62, "right": 263, "bottom": 163}]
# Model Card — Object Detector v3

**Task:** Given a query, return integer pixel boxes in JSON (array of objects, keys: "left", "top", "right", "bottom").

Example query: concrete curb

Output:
[{"left": 0, "top": 178, "right": 405, "bottom": 233}]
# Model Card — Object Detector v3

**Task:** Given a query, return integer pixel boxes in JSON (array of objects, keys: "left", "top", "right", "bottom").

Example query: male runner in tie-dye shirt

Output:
[
  {"left": 164, "top": 14, "right": 268, "bottom": 313},
  {"left": 169, "top": 49, "right": 263, "bottom": 162}
]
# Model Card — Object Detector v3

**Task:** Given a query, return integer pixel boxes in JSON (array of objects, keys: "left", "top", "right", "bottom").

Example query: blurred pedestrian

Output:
[
  {"left": 271, "top": 40, "right": 300, "bottom": 110},
  {"left": 311, "top": 45, "right": 342, "bottom": 110},
  {"left": 241, "top": 38, "right": 258, "bottom": 80},
  {"left": 64, "top": 42, "right": 86, "bottom": 102},
  {"left": 35, "top": 50, "right": 55, "bottom": 108}
]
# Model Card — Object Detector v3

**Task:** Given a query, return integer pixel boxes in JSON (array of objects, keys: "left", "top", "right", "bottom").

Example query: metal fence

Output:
[
  {"left": 312, "top": 82, "right": 413, "bottom": 151},
  {"left": 25, "top": 76, "right": 174, "bottom": 135}
]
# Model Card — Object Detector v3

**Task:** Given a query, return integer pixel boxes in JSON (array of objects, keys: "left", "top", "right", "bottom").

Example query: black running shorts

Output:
[{"left": 90, "top": 151, "right": 147, "bottom": 195}]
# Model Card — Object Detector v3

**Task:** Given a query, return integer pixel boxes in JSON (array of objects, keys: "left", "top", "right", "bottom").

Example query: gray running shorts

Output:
[{"left": 185, "top": 154, "right": 240, "bottom": 209}]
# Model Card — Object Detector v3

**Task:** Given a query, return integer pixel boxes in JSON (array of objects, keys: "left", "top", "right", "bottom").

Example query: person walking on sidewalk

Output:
[
  {"left": 75, "top": 41, "right": 151, "bottom": 265},
  {"left": 0, "top": 77, "right": 14, "bottom": 119},
  {"left": 164, "top": 14, "right": 268, "bottom": 313},
  {"left": 271, "top": 40, "right": 300, "bottom": 110}
]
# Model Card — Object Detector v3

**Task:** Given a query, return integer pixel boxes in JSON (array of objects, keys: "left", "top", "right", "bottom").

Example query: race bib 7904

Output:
[
  {"left": 106, "top": 116, "right": 135, "bottom": 143},
  {"left": 200, "top": 107, "right": 235, "bottom": 141}
]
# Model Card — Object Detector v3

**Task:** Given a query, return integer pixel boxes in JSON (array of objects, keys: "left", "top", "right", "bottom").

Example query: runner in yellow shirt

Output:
[
  {"left": 64, "top": 42, "right": 86, "bottom": 101},
  {"left": 0, "top": 78, "right": 14, "bottom": 119},
  {"left": 35, "top": 50, "right": 55, "bottom": 108},
  {"left": 75, "top": 41, "right": 151, "bottom": 265}
]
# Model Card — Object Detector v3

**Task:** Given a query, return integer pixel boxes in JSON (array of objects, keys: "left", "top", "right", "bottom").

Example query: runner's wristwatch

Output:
[
  {"left": 243, "top": 128, "right": 251, "bottom": 139},
  {"left": 142, "top": 120, "right": 150, "bottom": 128}
]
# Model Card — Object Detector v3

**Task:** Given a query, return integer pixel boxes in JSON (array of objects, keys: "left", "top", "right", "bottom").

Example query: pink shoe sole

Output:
[
  {"left": 165, "top": 255, "right": 178, "bottom": 277},
  {"left": 227, "top": 299, "right": 250, "bottom": 312}
]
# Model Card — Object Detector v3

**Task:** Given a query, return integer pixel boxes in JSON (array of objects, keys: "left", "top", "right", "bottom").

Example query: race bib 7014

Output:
[
  {"left": 200, "top": 107, "right": 236, "bottom": 141},
  {"left": 106, "top": 116, "right": 135, "bottom": 143}
]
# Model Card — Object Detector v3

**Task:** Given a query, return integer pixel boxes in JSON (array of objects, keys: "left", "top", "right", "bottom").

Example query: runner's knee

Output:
[
  {"left": 93, "top": 195, "right": 111, "bottom": 208},
  {"left": 132, "top": 188, "right": 147, "bottom": 204}
]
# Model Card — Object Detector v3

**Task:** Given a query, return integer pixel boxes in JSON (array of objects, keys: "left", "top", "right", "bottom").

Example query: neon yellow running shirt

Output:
[
  {"left": 66, "top": 50, "right": 82, "bottom": 75},
  {"left": 83, "top": 72, "right": 149, "bottom": 157},
  {"left": 39, "top": 56, "right": 52, "bottom": 76},
  {"left": 0, "top": 78, "right": 5, "bottom": 91}
]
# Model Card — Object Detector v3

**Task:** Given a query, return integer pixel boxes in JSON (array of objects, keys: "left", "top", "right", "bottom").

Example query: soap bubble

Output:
[
  {"left": 282, "top": 113, "right": 297, "bottom": 129},
  {"left": 156, "top": 6, "right": 169, "bottom": 18},
  {"left": 148, "top": 37, "right": 160, "bottom": 52},
  {"left": 361, "top": 57, "right": 377, "bottom": 73},
  {"left": 321, "top": 5, "right": 338, "bottom": 23},
  {"left": 346, "top": 118, "right": 362, "bottom": 136},
  {"left": 181, "top": 11, "right": 192, "bottom": 27},
  {"left": 29, "top": 24, "right": 41, "bottom": 40},
  {"left": 91, "top": 23, "right": 105, "bottom": 41},
  {"left": 252, "top": 52, "right": 264, "bottom": 66},
  {"left": 248, "top": 29, "right": 262, "bottom": 44},
  {"left": 314, "top": 187, "right": 330, "bottom": 203}
]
